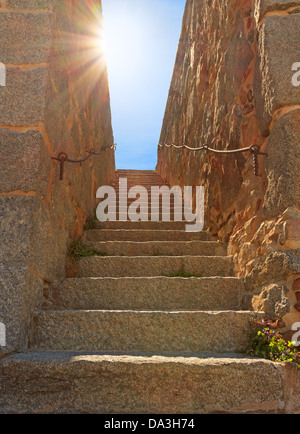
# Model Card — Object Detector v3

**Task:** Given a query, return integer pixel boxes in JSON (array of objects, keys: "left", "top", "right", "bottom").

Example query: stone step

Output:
[
  {"left": 29, "top": 310, "right": 259, "bottom": 353},
  {"left": 103, "top": 199, "right": 186, "bottom": 205},
  {"left": 112, "top": 202, "right": 190, "bottom": 208},
  {"left": 94, "top": 221, "right": 194, "bottom": 230},
  {"left": 114, "top": 171, "right": 161, "bottom": 175},
  {"left": 100, "top": 206, "right": 188, "bottom": 212},
  {"left": 98, "top": 215, "right": 195, "bottom": 222},
  {"left": 114, "top": 177, "right": 168, "bottom": 180},
  {"left": 77, "top": 255, "right": 233, "bottom": 278},
  {"left": 113, "top": 188, "right": 171, "bottom": 192},
  {"left": 97, "top": 220, "right": 201, "bottom": 225},
  {"left": 115, "top": 170, "right": 160, "bottom": 175},
  {"left": 0, "top": 351, "right": 284, "bottom": 414},
  {"left": 84, "top": 229, "right": 215, "bottom": 242},
  {"left": 114, "top": 183, "right": 170, "bottom": 187},
  {"left": 113, "top": 175, "right": 167, "bottom": 180},
  {"left": 49, "top": 276, "right": 243, "bottom": 311},
  {"left": 84, "top": 240, "right": 227, "bottom": 257}
]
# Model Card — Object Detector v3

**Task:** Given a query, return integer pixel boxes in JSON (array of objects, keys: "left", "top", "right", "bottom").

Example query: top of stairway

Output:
[
  {"left": 116, "top": 169, "right": 157, "bottom": 173},
  {"left": 114, "top": 170, "right": 164, "bottom": 179}
]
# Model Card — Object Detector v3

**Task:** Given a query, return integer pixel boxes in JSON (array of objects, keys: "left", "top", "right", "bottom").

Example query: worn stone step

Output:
[
  {"left": 77, "top": 255, "right": 233, "bottom": 278},
  {"left": 113, "top": 183, "right": 169, "bottom": 187},
  {"left": 84, "top": 229, "right": 215, "bottom": 242},
  {"left": 115, "top": 170, "right": 160, "bottom": 175},
  {"left": 101, "top": 206, "right": 188, "bottom": 213},
  {"left": 115, "top": 171, "right": 162, "bottom": 174},
  {"left": 84, "top": 241, "right": 227, "bottom": 257},
  {"left": 30, "top": 310, "right": 259, "bottom": 353},
  {"left": 99, "top": 216, "right": 195, "bottom": 223},
  {"left": 114, "top": 178, "right": 168, "bottom": 181},
  {"left": 49, "top": 277, "right": 243, "bottom": 311},
  {"left": 93, "top": 221, "right": 192, "bottom": 230},
  {"left": 0, "top": 351, "right": 285, "bottom": 414},
  {"left": 103, "top": 200, "right": 186, "bottom": 206}
]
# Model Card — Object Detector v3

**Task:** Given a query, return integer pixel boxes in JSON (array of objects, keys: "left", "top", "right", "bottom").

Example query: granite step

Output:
[
  {"left": 0, "top": 351, "right": 284, "bottom": 414},
  {"left": 93, "top": 221, "right": 192, "bottom": 230},
  {"left": 77, "top": 255, "right": 233, "bottom": 278},
  {"left": 83, "top": 240, "right": 227, "bottom": 257},
  {"left": 84, "top": 229, "right": 216, "bottom": 242},
  {"left": 47, "top": 276, "right": 243, "bottom": 311},
  {"left": 29, "top": 310, "right": 260, "bottom": 353}
]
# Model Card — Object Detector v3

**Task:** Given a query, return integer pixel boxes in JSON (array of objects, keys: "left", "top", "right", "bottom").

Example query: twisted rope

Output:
[{"left": 158, "top": 142, "right": 268, "bottom": 176}]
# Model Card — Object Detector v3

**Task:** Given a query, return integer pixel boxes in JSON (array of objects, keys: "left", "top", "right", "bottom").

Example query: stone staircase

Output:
[{"left": 0, "top": 170, "right": 287, "bottom": 413}]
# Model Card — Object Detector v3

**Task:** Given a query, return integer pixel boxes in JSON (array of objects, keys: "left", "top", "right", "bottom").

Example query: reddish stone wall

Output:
[
  {"left": 0, "top": 0, "right": 115, "bottom": 353},
  {"left": 157, "top": 0, "right": 300, "bottom": 326}
]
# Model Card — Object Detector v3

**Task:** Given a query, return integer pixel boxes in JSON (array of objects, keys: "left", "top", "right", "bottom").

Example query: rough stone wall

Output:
[
  {"left": 157, "top": 0, "right": 300, "bottom": 328},
  {"left": 0, "top": 0, "right": 115, "bottom": 354}
]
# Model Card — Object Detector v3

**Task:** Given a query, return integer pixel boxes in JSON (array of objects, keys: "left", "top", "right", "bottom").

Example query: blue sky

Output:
[{"left": 101, "top": 0, "right": 186, "bottom": 170}]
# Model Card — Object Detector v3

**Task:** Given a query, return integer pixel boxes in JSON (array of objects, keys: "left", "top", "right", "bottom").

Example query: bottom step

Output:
[{"left": 0, "top": 351, "right": 288, "bottom": 414}]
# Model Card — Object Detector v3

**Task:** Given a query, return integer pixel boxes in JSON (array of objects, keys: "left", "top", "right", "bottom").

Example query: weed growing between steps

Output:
[
  {"left": 68, "top": 240, "right": 106, "bottom": 261},
  {"left": 84, "top": 210, "right": 98, "bottom": 230},
  {"left": 84, "top": 216, "right": 97, "bottom": 230},
  {"left": 243, "top": 318, "right": 300, "bottom": 369}
]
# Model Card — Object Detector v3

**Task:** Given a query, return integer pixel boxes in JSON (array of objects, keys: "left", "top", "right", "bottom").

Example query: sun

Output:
[
  {"left": 96, "top": 33, "right": 107, "bottom": 55},
  {"left": 101, "top": 12, "right": 145, "bottom": 81}
]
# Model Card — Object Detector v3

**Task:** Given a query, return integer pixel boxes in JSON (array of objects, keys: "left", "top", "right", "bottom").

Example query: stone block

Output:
[
  {"left": 0, "top": 266, "right": 42, "bottom": 354},
  {"left": 0, "top": 129, "right": 50, "bottom": 194},
  {"left": 0, "top": 195, "right": 67, "bottom": 278},
  {"left": 252, "top": 283, "right": 290, "bottom": 320},
  {"left": 5, "top": 0, "right": 52, "bottom": 10},
  {"left": 255, "top": 0, "right": 300, "bottom": 22},
  {"left": 0, "top": 12, "right": 52, "bottom": 63},
  {"left": 0, "top": 67, "right": 48, "bottom": 125},
  {"left": 284, "top": 218, "right": 300, "bottom": 249},
  {"left": 0, "top": 195, "right": 39, "bottom": 267},
  {"left": 245, "top": 249, "right": 300, "bottom": 292},
  {"left": 263, "top": 109, "right": 300, "bottom": 216},
  {"left": 0, "top": 194, "right": 68, "bottom": 353},
  {"left": 254, "top": 15, "right": 300, "bottom": 134}
]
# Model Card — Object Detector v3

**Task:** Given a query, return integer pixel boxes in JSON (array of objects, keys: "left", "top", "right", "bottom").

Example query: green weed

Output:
[
  {"left": 243, "top": 318, "right": 300, "bottom": 369},
  {"left": 68, "top": 240, "right": 105, "bottom": 261}
]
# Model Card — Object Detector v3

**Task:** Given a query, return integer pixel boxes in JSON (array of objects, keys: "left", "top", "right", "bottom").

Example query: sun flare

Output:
[{"left": 102, "top": 11, "right": 146, "bottom": 80}]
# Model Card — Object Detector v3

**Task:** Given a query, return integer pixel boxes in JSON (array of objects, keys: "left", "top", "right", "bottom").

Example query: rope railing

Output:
[
  {"left": 158, "top": 142, "right": 268, "bottom": 176},
  {"left": 51, "top": 144, "right": 117, "bottom": 180}
]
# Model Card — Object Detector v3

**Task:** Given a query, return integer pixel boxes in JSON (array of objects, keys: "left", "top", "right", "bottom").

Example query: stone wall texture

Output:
[
  {"left": 157, "top": 0, "right": 300, "bottom": 329},
  {"left": 0, "top": 0, "right": 115, "bottom": 354}
]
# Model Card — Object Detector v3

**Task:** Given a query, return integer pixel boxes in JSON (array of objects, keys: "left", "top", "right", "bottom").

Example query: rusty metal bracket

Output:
[
  {"left": 250, "top": 144, "right": 268, "bottom": 177},
  {"left": 51, "top": 144, "right": 117, "bottom": 181}
]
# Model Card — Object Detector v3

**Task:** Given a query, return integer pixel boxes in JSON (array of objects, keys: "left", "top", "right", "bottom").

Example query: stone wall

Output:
[
  {"left": 157, "top": 0, "right": 300, "bottom": 328},
  {"left": 0, "top": 0, "right": 115, "bottom": 354}
]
